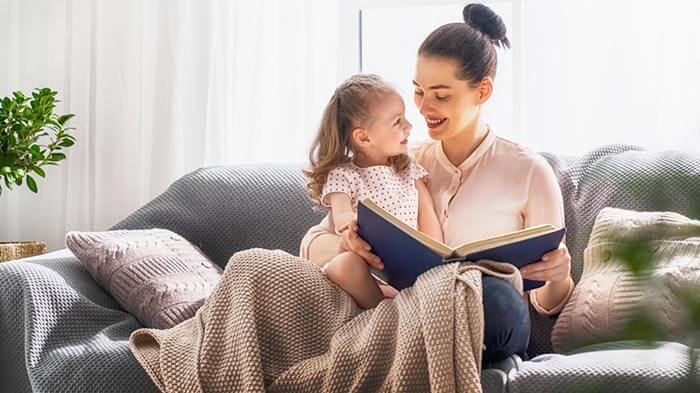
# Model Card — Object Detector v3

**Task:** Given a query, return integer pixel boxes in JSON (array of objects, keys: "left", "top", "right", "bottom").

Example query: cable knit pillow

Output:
[
  {"left": 552, "top": 207, "right": 700, "bottom": 353},
  {"left": 66, "top": 228, "right": 223, "bottom": 329}
]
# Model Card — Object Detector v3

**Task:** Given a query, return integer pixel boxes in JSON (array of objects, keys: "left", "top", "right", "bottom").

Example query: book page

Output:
[
  {"left": 361, "top": 199, "right": 453, "bottom": 257},
  {"left": 453, "top": 224, "right": 557, "bottom": 256}
]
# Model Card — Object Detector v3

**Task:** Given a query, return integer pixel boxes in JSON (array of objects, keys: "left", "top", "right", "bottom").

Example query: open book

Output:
[{"left": 357, "top": 198, "right": 566, "bottom": 291}]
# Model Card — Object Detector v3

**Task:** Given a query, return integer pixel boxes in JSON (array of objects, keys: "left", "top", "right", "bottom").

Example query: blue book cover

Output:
[{"left": 357, "top": 198, "right": 566, "bottom": 291}]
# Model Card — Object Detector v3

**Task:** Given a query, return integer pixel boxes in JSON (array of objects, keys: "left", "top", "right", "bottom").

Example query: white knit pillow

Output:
[
  {"left": 552, "top": 207, "right": 700, "bottom": 353},
  {"left": 66, "top": 228, "right": 223, "bottom": 329}
]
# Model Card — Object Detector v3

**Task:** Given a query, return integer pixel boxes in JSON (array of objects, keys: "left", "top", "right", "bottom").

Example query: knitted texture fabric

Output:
[
  {"left": 0, "top": 250, "right": 159, "bottom": 393},
  {"left": 529, "top": 146, "right": 700, "bottom": 357},
  {"left": 129, "top": 248, "right": 524, "bottom": 393},
  {"left": 510, "top": 341, "right": 700, "bottom": 393},
  {"left": 65, "top": 228, "right": 223, "bottom": 329},
  {"left": 3, "top": 148, "right": 700, "bottom": 393},
  {"left": 551, "top": 207, "right": 700, "bottom": 352},
  {"left": 110, "top": 164, "right": 326, "bottom": 267}
]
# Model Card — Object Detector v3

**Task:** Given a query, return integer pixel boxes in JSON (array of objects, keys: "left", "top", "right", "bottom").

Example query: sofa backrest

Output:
[
  {"left": 112, "top": 144, "right": 700, "bottom": 356},
  {"left": 113, "top": 144, "right": 700, "bottom": 280},
  {"left": 529, "top": 144, "right": 700, "bottom": 356},
  {"left": 541, "top": 145, "right": 700, "bottom": 283},
  {"left": 111, "top": 163, "right": 326, "bottom": 269}
]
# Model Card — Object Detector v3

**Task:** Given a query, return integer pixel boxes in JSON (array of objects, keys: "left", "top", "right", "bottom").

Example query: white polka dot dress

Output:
[{"left": 321, "top": 159, "right": 429, "bottom": 230}]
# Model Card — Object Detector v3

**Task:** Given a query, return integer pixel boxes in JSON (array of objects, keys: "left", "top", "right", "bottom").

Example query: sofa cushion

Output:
[
  {"left": 529, "top": 146, "right": 700, "bottom": 357},
  {"left": 551, "top": 207, "right": 700, "bottom": 353},
  {"left": 66, "top": 228, "right": 223, "bottom": 328},
  {"left": 509, "top": 341, "right": 699, "bottom": 393}
]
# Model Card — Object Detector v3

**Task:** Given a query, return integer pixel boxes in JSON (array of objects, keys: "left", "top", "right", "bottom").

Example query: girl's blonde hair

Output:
[{"left": 304, "top": 74, "right": 410, "bottom": 208}]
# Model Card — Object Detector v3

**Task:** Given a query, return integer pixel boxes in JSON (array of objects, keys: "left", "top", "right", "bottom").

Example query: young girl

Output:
[{"left": 303, "top": 74, "right": 444, "bottom": 309}]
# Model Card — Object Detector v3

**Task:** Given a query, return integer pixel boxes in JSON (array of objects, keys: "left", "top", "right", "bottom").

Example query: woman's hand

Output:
[
  {"left": 337, "top": 219, "right": 384, "bottom": 270},
  {"left": 520, "top": 242, "right": 571, "bottom": 282}
]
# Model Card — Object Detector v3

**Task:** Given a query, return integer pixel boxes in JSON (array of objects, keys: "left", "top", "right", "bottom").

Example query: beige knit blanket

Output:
[{"left": 129, "top": 248, "right": 523, "bottom": 393}]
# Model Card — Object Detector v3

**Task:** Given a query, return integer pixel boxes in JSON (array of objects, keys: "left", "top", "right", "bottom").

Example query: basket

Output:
[{"left": 0, "top": 241, "right": 47, "bottom": 262}]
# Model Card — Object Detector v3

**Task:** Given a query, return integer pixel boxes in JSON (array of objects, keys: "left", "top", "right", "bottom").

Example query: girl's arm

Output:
[
  {"left": 327, "top": 192, "right": 356, "bottom": 233},
  {"left": 312, "top": 192, "right": 382, "bottom": 268},
  {"left": 416, "top": 179, "right": 444, "bottom": 243},
  {"left": 326, "top": 192, "right": 384, "bottom": 269}
]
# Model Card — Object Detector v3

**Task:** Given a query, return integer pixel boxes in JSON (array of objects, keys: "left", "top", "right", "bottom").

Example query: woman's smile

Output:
[{"left": 425, "top": 116, "right": 447, "bottom": 130}]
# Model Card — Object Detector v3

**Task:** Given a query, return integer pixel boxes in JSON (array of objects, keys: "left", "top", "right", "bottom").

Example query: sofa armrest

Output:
[{"left": 0, "top": 249, "right": 157, "bottom": 393}]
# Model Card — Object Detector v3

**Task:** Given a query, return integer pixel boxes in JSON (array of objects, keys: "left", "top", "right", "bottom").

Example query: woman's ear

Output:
[
  {"left": 351, "top": 127, "right": 371, "bottom": 147},
  {"left": 476, "top": 77, "right": 493, "bottom": 105}
]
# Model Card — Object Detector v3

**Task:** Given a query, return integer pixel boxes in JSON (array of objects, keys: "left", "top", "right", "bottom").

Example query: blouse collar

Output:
[{"left": 436, "top": 125, "right": 496, "bottom": 173}]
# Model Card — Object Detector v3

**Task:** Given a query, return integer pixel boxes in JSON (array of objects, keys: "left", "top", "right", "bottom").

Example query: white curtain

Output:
[
  {"left": 518, "top": 0, "right": 700, "bottom": 154},
  {"left": 359, "top": 0, "right": 700, "bottom": 154},
  {"left": 0, "top": 0, "right": 338, "bottom": 252}
]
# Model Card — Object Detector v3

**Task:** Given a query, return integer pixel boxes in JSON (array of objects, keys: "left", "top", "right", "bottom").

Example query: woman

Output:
[{"left": 300, "top": 3, "right": 574, "bottom": 365}]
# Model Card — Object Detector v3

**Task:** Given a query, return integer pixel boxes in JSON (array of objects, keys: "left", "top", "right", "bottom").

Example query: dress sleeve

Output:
[
  {"left": 409, "top": 160, "right": 430, "bottom": 183},
  {"left": 523, "top": 155, "right": 572, "bottom": 316},
  {"left": 320, "top": 167, "right": 357, "bottom": 208}
]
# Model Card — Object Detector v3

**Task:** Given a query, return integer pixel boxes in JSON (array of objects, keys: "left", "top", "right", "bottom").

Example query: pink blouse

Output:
[{"left": 412, "top": 128, "right": 571, "bottom": 315}]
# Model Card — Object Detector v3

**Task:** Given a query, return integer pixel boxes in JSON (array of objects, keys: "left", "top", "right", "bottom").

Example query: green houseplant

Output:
[
  {"left": 0, "top": 87, "right": 76, "bottom": 262},
  {"left": 0, "top": 87, "right": 76, "bottom": 195}
]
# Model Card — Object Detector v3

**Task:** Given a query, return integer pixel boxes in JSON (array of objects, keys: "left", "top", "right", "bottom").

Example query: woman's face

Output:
[{"left": 413, "top": 55, "right": 482, "bottom": 141}]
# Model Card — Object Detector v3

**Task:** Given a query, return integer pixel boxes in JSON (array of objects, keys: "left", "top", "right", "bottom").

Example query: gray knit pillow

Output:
[
  {"left": 65, "top": 228, "right": 223, "bottom": 329},
  {"left": 551, "top": 207, "right": 700, "bottom": 353}
]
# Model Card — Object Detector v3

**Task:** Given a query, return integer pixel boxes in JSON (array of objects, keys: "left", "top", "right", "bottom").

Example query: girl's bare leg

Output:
[
  {"left": 306, "top": 233, "right": 342, "bottom": 268},
  {"left": 323, "top": 251, "right": 385, "bottom": 309}
]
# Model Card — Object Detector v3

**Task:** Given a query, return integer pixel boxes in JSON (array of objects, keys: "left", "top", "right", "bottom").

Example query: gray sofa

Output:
[{"left": 1, "top": 145, "right": 699, "bottom": 392}]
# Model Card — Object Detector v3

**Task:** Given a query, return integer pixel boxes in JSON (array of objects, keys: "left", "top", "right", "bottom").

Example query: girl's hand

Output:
[
  {"left": 520, "top": 242, "right": 571, "bottom": 282},
  {"left": 338, "top": 219, "right": 384, "bottom": 270},
  {"left": 378, "top": 283, "right": 398, "bottom": 299}
]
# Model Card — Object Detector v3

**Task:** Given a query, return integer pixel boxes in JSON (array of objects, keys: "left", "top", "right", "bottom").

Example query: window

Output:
[{"left": 340, "top": 0, "right": 700, "bottom": 155}]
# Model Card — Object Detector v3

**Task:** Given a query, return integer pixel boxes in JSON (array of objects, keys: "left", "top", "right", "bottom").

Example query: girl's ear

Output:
[
  {"left": 351, "top": 127, "right": 371, "bottom": 147},
  {"left": 475, "top": 77, "right": 493, "bottom": 105}
]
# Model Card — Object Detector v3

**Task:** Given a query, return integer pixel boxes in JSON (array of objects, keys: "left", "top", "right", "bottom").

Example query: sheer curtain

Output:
[
  {"left": 0, "top": 0, "right": 338, "bottom": 251},
  {"left": 357, "top": 0, "right": 700, "bottom": 154}
]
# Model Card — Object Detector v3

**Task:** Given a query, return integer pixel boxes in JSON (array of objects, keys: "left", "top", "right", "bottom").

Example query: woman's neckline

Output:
[{"left": 437, "top": 125, "right": 496, "bottom": 171}]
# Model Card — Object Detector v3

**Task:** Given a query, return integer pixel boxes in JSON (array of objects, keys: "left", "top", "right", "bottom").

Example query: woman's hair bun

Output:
[{"left": 462, "top": 3, "right": 511, "bottom": 49}]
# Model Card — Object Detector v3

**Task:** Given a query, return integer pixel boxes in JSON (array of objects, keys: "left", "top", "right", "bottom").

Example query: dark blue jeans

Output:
[{"left": 481, "top": 276, "right": 531, "bottom": 366}]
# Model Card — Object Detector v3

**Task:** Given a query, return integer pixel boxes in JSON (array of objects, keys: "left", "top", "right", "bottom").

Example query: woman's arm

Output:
[
  {"left": 521, "top": 244, "right": 574, "bottom": 313},
  {"left": 416, "top": 179, "right": 443, "bottom": 242},
  {"left": 520, "top": 156, "right": 574, "bottom": 315}
]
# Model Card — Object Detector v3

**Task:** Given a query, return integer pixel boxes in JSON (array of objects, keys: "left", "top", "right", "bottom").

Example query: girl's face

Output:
[
  {"left": 357, "top": 92, "right": 412, "bottom": 162},
  {"left": 413, "top": 55, "right": 483, "bottom": 141}
]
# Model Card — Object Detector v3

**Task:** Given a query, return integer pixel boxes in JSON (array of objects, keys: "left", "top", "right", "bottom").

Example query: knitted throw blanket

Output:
[{"left": 129, "top": 248, "right": 523, "bottom": 392}]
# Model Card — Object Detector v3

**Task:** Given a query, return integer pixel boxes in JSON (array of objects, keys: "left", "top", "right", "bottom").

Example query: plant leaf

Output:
[
  {"left": 32, "top": 166, "right": 46, "bottom": 178},
  {"left": 26, "top": 175, "right": 37, "bottom": 193},
  {"left": 57, "top": 113, "right": 75, "bottom": 126},
  {"left": 49, "top": 152, "right": 66, "bottom": 161}
]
